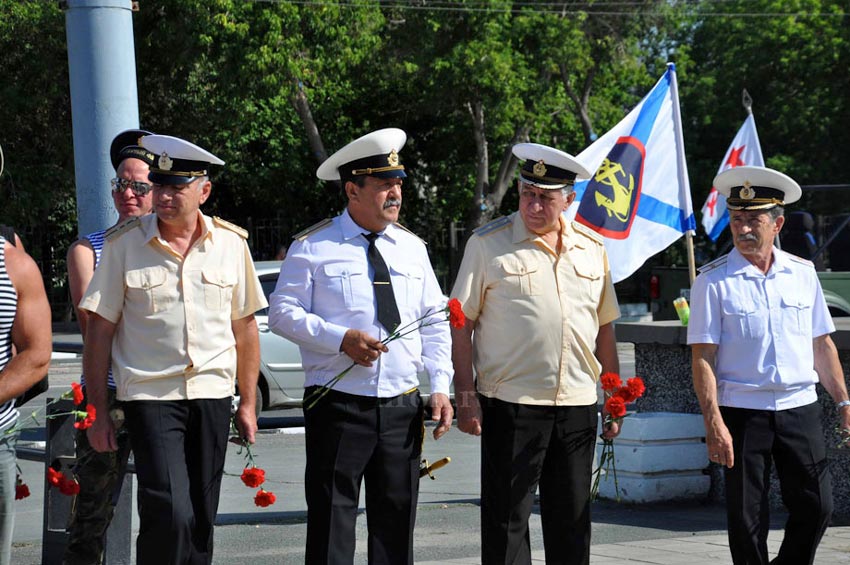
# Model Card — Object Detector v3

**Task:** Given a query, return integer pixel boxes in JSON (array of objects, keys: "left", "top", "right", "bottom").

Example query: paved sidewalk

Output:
[
  {"left": 12, "top": 349, "right": 850, "bottom": 563},
  {"left": 417, "top": 528, "right": 850, "bottom": 564}
]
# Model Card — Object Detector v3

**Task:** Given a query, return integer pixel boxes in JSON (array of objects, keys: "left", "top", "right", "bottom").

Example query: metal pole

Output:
[{"left": 63, "top": 0, "right": 140, "bottom": 237}]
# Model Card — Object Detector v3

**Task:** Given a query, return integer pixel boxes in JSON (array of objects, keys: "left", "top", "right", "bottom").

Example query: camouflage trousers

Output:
[{"left": 63, "top": 389, "right": 131, "bottom": 565}]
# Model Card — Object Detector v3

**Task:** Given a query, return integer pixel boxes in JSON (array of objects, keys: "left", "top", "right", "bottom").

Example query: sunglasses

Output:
[{"left": 111, "top": 177, "right": 152, "bottom": 196}]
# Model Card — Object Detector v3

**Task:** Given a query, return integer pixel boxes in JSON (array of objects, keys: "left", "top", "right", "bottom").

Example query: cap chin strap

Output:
[
  {"left": 149, "top": 168, "right": 208, "bottom": 177},
  {"left": 350, "top": 165, "right": 405, "bottom": 176},
  {"left": 726, "top": 198, "right": 784, "bottom": 211},
  {"left": 519, "top": 175, "right": 573, "bottom": 190}
]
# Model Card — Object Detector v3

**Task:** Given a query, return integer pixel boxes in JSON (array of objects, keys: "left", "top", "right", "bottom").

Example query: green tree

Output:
[
  {"left": 0, "top": 1, "right": 76, "bottom": 312},
  {"left": 677, "top": 0, "right": 850, "bottom": 223}
]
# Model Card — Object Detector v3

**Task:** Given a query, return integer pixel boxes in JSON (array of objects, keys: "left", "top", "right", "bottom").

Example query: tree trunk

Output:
[
  {"left": 489, "top": 125, "right": 529, "bottom": 213},
  {"left": 464, "top": 99, "right": 529, "bottom": 237},
  {"left": 466, "top": 99, "right": 490, "bottom": 232},
  {"left": 292, "top": 81, "right": 328, "bottom": 165},
  {"left": 560, "top": 62, "right": 598, "bottom": 146}
]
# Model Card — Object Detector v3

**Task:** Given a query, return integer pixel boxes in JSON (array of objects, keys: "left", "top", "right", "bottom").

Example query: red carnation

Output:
[
  {"left": 447, "top": 298, "right": 466, "bottom": 329},
  {"left": 74, "top": 404, "right": 97, "bottom": 430},
  {"left": 241, "top": 466, "right": 266, "bottom": 488},
  {"left": 615, "top": 387, "right": 636, "bottom": 403},
  {"left": 626, "top": 377, "right": 646, "bottom": 400},
  {"left": 604, "top": 395, "right": 627, "bottom": 419},
  {"left": 600, "top": 372, "right": 622, "bottom": 392},
  {"left": 47, "top": 467, "right": 63, "bottom": 487},
  {"left": 15, "top": 481, "right": 30, "bottom": 500},
  {"left": 70, "top": 382, "right": 84, "bottom": 406},
  {"left": 254, "top": 489, "right": 276, "bottom": 507},
  {"left": 58, "top": 477, "right": 80, "bottom": 496}
]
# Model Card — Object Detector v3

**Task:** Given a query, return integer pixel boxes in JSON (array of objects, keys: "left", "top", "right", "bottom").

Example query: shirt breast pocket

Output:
[
  {"left": 498, "top": 258, "right": 540, "bottom": 297},
  {"left": 573, "top": 261, "right": 602, "bottom": 302},
  {"left": 320, "top": 263, "right": 368, "bottom": 308},
  {"left": 721, "top": 298, "right": 766, "bottom": 340},
  {"left": 202, "top": 269, "right": 237, "bottom": 311},
  {"left": 389, "top": 263, "right": 425, "bottom": 306},
  {"left": 125, "top": 267, "right": 173, "bottom": 313},
  {"left": 781, "top": 294, "right": 813, "bottom": 336}
]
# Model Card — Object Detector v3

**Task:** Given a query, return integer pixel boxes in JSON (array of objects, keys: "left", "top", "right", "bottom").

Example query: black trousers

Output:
[
  {"left": 480, "top": 397, "right": 597, "bottom": 565},
  {"left": 722, "top": 403, "right": 833, "bottom": 565},
  {"left": 123, "top": 398, "right": 231, "bottom": 565},
  {"left": 303, "top": 387, "right": 423, "bottom": 565}
]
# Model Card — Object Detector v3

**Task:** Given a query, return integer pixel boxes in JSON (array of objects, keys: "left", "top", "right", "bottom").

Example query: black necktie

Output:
[{"left": 364, "top": 232, "right": 401, "bottom": 333}]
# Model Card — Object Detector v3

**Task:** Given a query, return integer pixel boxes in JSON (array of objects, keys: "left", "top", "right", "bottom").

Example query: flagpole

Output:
[
  {"left": 668, "top": 63, "right": 697, "bottom": 284},
  {"left": 742, "top": 88, "right": 753, "bottom": 116}
]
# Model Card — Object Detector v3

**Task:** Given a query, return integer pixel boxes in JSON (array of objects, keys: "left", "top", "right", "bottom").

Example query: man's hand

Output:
[
  {"left": 341, "top": 329, "right": 388, "bottom": 367},
  {"left": 234, "top": 403, "right": 258, "bottom": 445},
  {"left": 87, "top": 415, "right": 118, "bottom": 453},
  {"left": 456, "top": 390, "right": 482, "bottom": 436},
  {"left": 601, "top": 415, "right": 621, "bottom": 440},
  {"left": 429, "top": 392, "right": 453, "bottom": 439},
  {"left": 705, "top": 416, "right": 735, "bottom": 468}
]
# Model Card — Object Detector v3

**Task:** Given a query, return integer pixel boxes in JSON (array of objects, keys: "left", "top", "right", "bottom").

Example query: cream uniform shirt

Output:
[
  {"left": 79, "top": 213, "right": 267, "bottom": 401},
  {"left": 451, "top": 212, "right": 620, "bottom": 406}
]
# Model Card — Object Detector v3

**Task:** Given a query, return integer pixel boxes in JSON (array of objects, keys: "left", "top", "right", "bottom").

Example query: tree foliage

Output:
[{"left": 0, "top": 0, "right": 848, "bottom": 306}]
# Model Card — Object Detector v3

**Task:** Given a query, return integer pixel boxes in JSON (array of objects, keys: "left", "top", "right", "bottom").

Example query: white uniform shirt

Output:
[
  {"left": 268, "top": 209, "right": 453, "bottom": 397},
  {"left": 687, "top": 247, "right": 834, "bottom": 410}
]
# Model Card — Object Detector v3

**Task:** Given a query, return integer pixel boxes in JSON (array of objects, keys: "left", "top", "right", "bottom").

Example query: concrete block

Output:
[
  {"left": 596, "top": 472, "right": 710, "bottom": 503},
  {"left": 594, "top": 412, "right": 710, "bottom": 502},
  {"left": 603, "top": 442, "right": 707, "bottom": 474},
  {"left": 611, "top": 412, "right": 706, "bottom": 442}
]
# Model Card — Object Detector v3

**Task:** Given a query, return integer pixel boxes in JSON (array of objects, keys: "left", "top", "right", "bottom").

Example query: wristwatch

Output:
[{"left": 837, "top": 400, "right": 850, "bottom": 409}]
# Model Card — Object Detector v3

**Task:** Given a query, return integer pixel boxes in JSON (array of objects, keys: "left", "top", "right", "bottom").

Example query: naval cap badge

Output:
[
  {"left": 388, "top": 149, "right": 399, "bottom": 167},
  {"left": 159, "top": 152, "right": 173, "bottom": 171},
  {"left": 532, "top": 160, "right": 547, "bottom": 177},
  {"left": 739, "top": 181, "right": 755, "bottom": 200}
]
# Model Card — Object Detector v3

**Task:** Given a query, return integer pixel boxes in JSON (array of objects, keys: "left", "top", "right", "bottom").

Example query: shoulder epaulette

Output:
[
  {"left": 473, "top": 216, "right": 512, "bottom": 237},
  {"left": 570, "top": 221, "right": 604, "bottom": 245},
  {"left": 786, "top": 253, "right": 815, "bottom": 268},
  {"left": 393, "top": 222, "right": 426, "bottom": 245},
  {"left": 293, "top": 218, "right": 333, "bottom": 241},
  {"left": 697, "top": 254, "right": 729, "bottom": 274},
  {"left": 104, "top": 217, "right": 141, "bottom": 241},
  {"left": 212, "top": 216, "right": 248, "bottom": 239}
]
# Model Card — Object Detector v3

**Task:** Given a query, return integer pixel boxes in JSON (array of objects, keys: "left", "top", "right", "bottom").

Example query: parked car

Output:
[
  {"left": 252, "top": 261, "right": 445, "bottom": 415},
  {"left": 254, "top": 261, "right": 305, "bottom": 414}
]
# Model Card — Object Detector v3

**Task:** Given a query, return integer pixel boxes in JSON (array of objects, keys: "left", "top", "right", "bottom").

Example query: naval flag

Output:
[
  {"left": 565, "top": 63, "right": 695, "bottom": 283},
  {"left": 700, "top": 113, "right": 765, "bottom": 241}
]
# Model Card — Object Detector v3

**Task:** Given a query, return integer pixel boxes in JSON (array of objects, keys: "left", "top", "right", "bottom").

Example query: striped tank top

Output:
[
  {"left": 0, "top": 237, "right": 19, "bottom": 430},
  {"left": 80, "top": 229, "right": 115, "bottom": 389}
]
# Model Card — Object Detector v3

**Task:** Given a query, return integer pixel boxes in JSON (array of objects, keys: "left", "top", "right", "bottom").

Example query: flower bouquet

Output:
[
  {"left": 303, "top": 298, "right": 466, "bottom": 410},
  {"left": 591, "top": 373, "right": 646, "bottom": 501},
  {"left": 10, "top": 381, "right": 100, "bottom": 501}
]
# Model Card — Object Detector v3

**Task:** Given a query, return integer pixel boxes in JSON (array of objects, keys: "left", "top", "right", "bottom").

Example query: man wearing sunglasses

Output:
[{"left": 64, "top": 129, "right": 155, "bottom": 565}]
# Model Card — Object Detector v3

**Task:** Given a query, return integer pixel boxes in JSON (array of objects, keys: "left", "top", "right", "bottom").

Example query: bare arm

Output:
[
  {"left": 67, "top": 239, "right": 97, "bottom": 337},
  {"left": 692, "top": 343, "right": 733, "bottom": 468},
  {"left": 83, "top": 313, "right": 117, "bottom": 452},
  {"left": 233, "top": 314, "right": 261, "bottom": 445},
  {"left": 596, "top": 322, "right": 621, "bottom": 439},
  {"left": 0, "top": 243, "right": 51, "bottom": 404},
  {"left": 814, "top": 334, "right": 850, "bottom": 432},
  {"left": 451, "top": 317, "right": 481, "bottom": 436}
]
